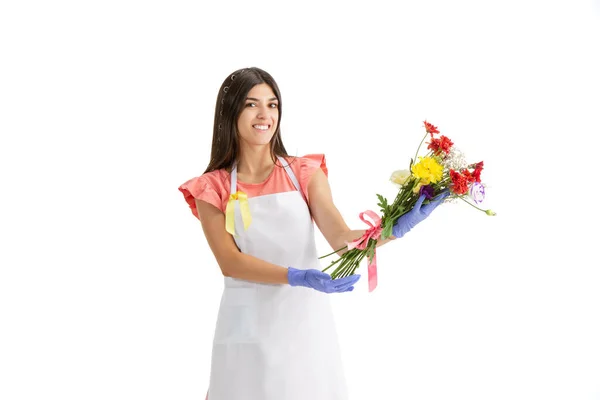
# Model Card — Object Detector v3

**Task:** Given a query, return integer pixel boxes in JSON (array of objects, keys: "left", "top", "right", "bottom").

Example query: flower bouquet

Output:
[{"left": 320, "top": 120, "right": 495, "bottom": 292}]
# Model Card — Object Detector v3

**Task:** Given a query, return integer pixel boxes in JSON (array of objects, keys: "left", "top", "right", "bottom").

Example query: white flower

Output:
[
  {"left": 389, "top": 169, "right": 411, "bottom": 187},
  {"left": 441, "top": 146, "right": 468, "bottom": 171}
]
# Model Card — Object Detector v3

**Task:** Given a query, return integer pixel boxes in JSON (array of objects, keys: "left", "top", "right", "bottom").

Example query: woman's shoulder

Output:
[
  {"left": 283, "top": 153, "right": 328, "bottom": 177},
  {"left": 178, "top": 169, "right": 229, "bottom": 219},
  {"left": 281, "top": 153, "right": 328, "bottom": 204},
  {"left": 180, "top": 169, "right": 228, "bottom": 189}
]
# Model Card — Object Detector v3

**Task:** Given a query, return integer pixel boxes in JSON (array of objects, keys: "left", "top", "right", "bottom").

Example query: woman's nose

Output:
[{"left": 256, "top": 104, "right": 271, "bottom": 118}]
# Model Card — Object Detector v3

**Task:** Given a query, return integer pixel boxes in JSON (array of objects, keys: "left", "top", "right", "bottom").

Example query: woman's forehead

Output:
[{"left": 247, "top": 83, "right": 276, "bottom": 99}]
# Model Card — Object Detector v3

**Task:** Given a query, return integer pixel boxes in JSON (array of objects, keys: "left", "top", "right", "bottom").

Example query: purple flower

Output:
[
  {"left": 469, "top": 182, "right": 485, "bottom": 204},
  {"left": 419, "top": 184, "right": 435, "bottom": 200}
]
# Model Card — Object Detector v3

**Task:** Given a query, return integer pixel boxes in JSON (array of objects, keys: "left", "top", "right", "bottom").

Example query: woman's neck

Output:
[{"left": 236, "top": 145, "right": 276, "bottom": 178}]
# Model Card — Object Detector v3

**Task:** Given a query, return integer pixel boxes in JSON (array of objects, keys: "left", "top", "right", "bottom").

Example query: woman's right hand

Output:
[{"left": 287, "top": 267, "right": 360, "bottom": 293}]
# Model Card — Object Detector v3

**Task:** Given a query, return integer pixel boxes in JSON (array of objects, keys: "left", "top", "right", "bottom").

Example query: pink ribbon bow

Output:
[{"left": 347, "top": 210, "right": 382, "bottom": 292}]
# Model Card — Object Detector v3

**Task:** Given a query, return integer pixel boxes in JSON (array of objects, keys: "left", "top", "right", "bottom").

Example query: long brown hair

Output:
[{"left": 203, "top": 67, "right": 292, "bottom": 174}]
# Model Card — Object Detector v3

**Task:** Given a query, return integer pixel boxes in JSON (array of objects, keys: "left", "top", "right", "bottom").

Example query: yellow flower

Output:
[
  {"left": 390, "top": 169, "right": 411, "bottom": 187},
  {"left": 411, "top": 156, "right": 443, "bottom": 184}
]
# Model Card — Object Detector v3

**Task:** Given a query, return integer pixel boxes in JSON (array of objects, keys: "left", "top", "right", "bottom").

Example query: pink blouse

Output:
[{"left": 178, "top": 154, "right": 328, "bottom": 221}]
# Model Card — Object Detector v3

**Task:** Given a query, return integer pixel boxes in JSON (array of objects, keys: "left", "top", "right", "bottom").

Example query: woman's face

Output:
[{"left": 236, "top": 83, "right": 279, "bottom": 148}]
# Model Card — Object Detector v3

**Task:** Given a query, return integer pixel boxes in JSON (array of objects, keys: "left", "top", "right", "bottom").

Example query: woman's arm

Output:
[
  {"left": 195, "top": 199, "right": 289, "bottom": 284},
  {"left": 307, "top": 168, "right": 396, "bottom": 256}
]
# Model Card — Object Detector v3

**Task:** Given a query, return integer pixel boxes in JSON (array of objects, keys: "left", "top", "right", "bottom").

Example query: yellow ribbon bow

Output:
[{"left": 225, "top": 191, "right": 252, "bottom": 236}]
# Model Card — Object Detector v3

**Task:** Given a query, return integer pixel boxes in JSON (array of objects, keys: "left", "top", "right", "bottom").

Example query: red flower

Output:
[
  {"left": 461, "top": 168, "right": 476, "bottom": 183},
  {"left": 423, "top": 120, "right": 440, "bottom": 134},
  {"left": 427, "top": 135, "right": 454, "bottom": 155},
  {"left": 472, "top": 161, "right": 484, "bottom": 183},
  {"left": 450, "top": 169, "right": 469, "bottom": 195}
]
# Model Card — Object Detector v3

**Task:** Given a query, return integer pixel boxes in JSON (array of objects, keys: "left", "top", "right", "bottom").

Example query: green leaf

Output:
[
  {"left": 366, "top": 245, "right": 375, "bottom": 261},
  {"left": 376, "top": 193, "right": 390, "bottom": 215},
  {"left": 381, "top": 222, "right": 393, "bottom": 239}
]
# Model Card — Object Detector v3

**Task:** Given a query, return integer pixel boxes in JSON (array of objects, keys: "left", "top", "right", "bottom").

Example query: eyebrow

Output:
[{"left": 245, "top": 97, "right": 278, "bottom": 101}]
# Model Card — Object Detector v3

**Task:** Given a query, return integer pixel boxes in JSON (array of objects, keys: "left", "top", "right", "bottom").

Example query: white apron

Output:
[{"left": 207, "top": 156, "right": 348, "bottom": 400}]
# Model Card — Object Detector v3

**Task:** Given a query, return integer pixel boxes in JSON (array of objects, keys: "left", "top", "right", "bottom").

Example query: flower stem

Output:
[
  {"left": 318, "top": 245, "right": 346, "bottom": 260},
  {"left": 412, "top": 132, "right": 428, "bottom": 168},
  {"left": 457, "top": 195, "right": 488, "bottom": 213}
]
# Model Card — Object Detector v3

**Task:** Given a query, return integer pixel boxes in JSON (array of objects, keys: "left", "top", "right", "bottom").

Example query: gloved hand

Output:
[
  {"left": 392, "top": 190, "right": 449, "bottom": 239},
  {"left": 288, "top": 267, "right": 360, "bottom": 293}
]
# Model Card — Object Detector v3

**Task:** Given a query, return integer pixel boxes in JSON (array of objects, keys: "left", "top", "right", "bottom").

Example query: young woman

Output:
[{"left": 178, "top": 67, "right": 446, "bottom": 400}]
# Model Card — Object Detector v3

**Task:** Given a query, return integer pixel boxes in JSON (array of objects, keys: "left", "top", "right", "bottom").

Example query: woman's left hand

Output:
[{"left": 392, "top": 190, "right": 449, "bottom": 239}]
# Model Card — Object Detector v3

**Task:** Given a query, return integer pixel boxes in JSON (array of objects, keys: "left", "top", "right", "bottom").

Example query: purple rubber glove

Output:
[
  {"left": 392, "top": 191, "right": 449, "bottom": 239},
  {"left": 288, "top": 267, "right": 360, "bottom": 293}
]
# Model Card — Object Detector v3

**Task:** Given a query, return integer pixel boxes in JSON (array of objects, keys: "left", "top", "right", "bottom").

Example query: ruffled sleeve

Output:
[
  {"left": 299, "top": 153, "right": 328, "bottom": 204},
  {"left": 178, "top": 175, "right": 222, "bottom": 220}
]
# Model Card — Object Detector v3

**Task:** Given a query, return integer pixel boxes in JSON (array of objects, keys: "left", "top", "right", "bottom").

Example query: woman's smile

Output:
[{"left": 252, "top": 124, "right": 271, "bottom": 133}]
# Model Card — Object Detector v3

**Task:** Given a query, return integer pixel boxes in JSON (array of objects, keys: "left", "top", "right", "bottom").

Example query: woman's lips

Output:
[{"left": 253, "top": 124, "right": 270, "bottom": 133}]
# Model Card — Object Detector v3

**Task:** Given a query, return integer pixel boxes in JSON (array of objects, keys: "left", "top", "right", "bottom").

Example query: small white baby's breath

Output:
[{"left": 441, "top": 146, "right": 468, "bottom": 171}]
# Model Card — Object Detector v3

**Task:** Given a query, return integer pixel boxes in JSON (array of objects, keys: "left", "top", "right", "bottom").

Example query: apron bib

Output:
[{"left": 207, "top": 156, "right": 348, "bottom": 400}]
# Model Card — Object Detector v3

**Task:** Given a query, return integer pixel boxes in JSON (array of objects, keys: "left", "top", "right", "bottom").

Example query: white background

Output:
[{"left": 2, "top": 1, "right": 600, "bottom": 399}]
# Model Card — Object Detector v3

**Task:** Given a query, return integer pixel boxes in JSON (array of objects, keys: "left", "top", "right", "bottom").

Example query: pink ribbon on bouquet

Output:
[{"left": 347, "top": 210, "right": 382, "bottom": 292}]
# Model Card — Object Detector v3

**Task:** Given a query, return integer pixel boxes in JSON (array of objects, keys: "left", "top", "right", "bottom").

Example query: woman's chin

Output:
[
  {"left": 241, "top": 134, "right": 275, "bottom": 147},
  {"left": 241, "top": 139, "right": 274, "bottom": 148}
]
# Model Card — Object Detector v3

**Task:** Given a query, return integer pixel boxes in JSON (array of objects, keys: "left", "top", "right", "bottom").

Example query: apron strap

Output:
[
  {"left": 230, "top": 162, "right": 237, "bottom": 194},
  {"left": 278, "top": 156, "right": 308, "bottom": 204}
]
